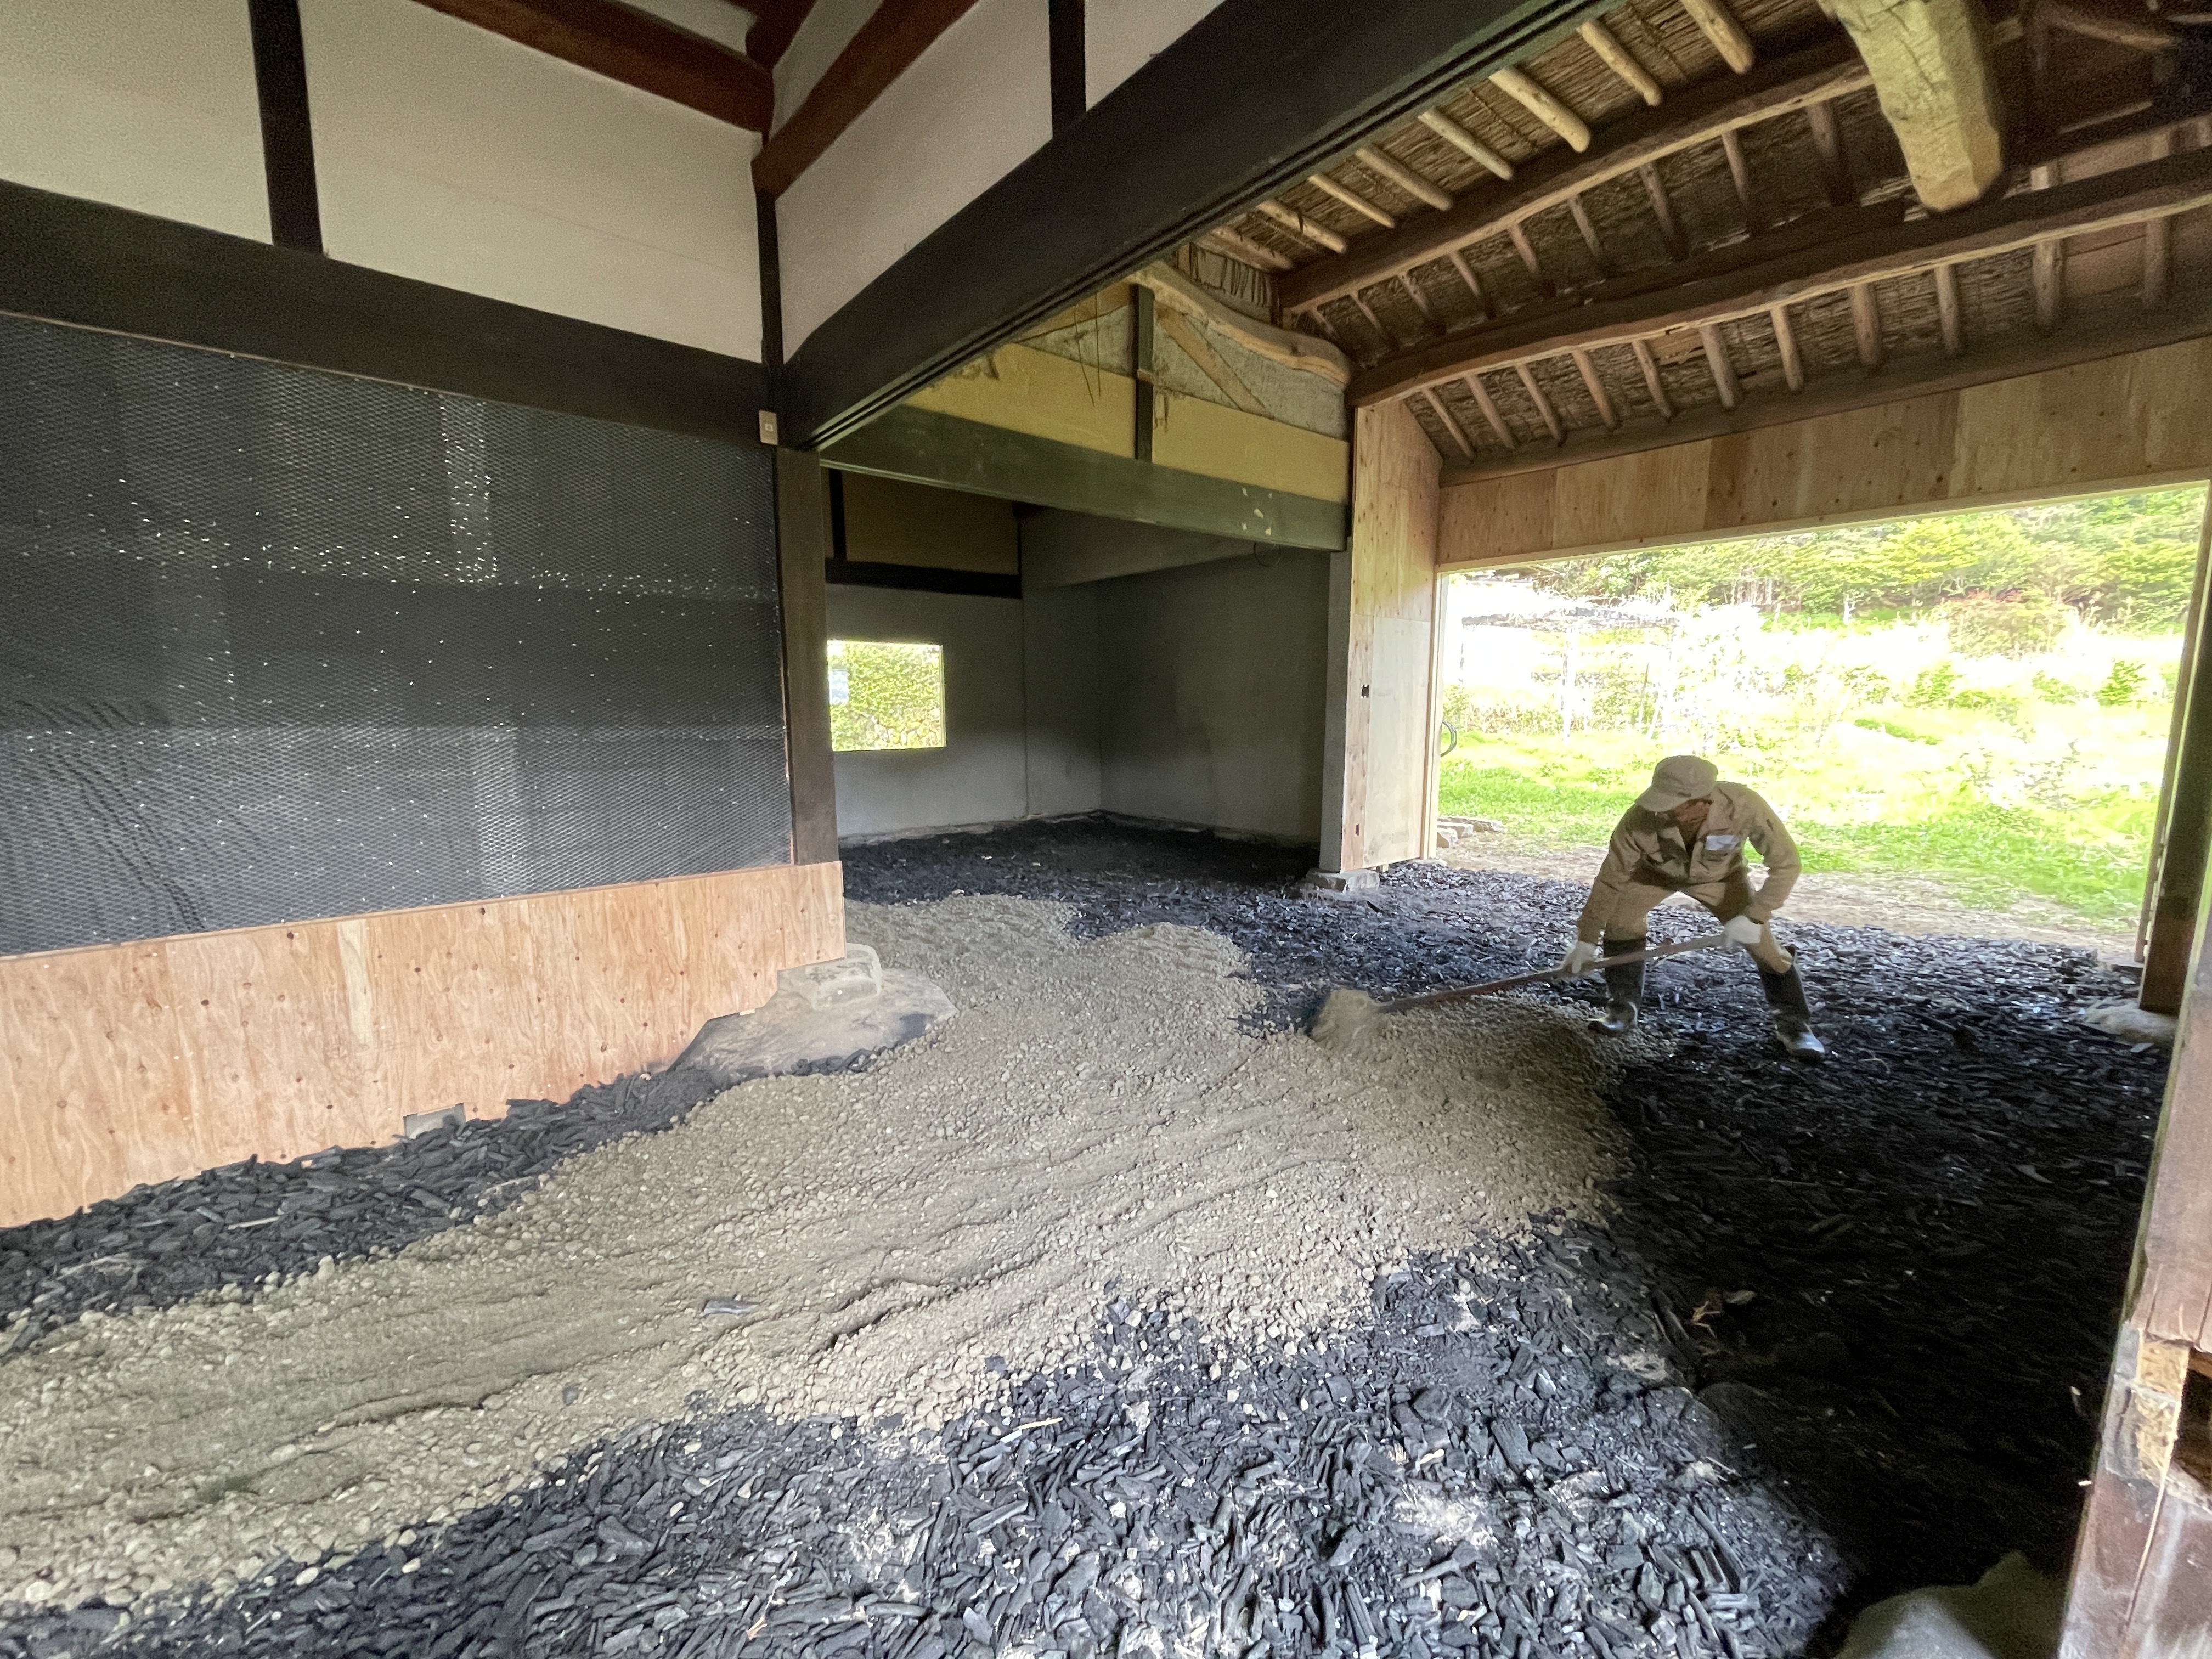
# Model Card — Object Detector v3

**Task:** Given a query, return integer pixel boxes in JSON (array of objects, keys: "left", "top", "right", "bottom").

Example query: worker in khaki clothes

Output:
[{"left": 1560, "top": 754, "right": 1826, "bottom": 1059}]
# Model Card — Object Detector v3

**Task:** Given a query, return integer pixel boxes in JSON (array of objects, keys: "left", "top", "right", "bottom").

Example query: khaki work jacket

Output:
[{"left": 1575, "top": 781, "right": 1802, "bottom": 943}]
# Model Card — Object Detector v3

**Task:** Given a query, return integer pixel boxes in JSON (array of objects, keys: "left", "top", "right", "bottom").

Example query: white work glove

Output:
[
  {"left": 1722, "top": 915, "right": 1765, "bottom": 948},
  {"left": 1560, "top": 940, "right": 1602, "bottom": 978}
]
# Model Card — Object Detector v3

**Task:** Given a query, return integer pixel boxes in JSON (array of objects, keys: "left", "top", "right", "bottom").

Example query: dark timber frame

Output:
[
  {"left": 821, "top": 406, "right": 1347, "bottom": 551},
  {"left": 778, "top": 0, "right": 1609, "bottom": 448},
  {"left": 246, "top": 0, "right": 323, "bottom": 253}
]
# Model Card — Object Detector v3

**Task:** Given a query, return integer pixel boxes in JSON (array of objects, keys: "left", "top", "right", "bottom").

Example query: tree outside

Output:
[
  {"left": 1435, "top": 488, "right": 2205, "bottom": 935},
  {"left": 828, "top": 640, "right": 946, "bottom": 752}
]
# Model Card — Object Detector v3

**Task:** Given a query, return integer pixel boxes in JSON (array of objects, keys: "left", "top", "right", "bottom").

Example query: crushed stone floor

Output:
[{"left": 0, "top": 818, "right": 2164, "bottom": 1658}]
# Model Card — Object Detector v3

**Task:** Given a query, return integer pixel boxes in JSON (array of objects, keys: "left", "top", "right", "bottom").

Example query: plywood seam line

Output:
[
  {"left": 407, "top": 0, "right": 774, "bottom": 130},
  {"left": 247, "top": 0, "right": 322, "bottom": 253}
]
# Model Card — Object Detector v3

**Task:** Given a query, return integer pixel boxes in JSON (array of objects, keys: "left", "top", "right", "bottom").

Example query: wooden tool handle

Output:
[{"left": 1377, "top": 933, "right": 1730, "bottom": 1014}]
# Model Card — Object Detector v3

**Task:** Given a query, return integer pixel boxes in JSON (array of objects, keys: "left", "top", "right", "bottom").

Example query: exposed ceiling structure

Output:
[{"left": 1195, "top": 0, "right": 2212, "bottom": 475}]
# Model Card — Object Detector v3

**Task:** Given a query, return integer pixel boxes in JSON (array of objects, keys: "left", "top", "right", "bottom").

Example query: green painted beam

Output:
[{"left": 820, "top": 405, "right": 1348, "bottom": 552}]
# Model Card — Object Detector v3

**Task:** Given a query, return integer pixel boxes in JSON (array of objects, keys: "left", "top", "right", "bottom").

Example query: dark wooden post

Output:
[
  {"left": 776, "top": 449, "right": 840, "bottom": 865},
  {"left": 2140, "top": 495, "right": 2212, "bottom": 1014}
]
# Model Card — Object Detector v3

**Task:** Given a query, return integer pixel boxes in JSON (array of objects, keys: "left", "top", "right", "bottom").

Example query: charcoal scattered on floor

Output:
[
  {"left": 82, "top": 1235, "right": 1844, "bottom": 1659},
  {"left": 848, "top": 817, "right": 2163, "bottom": 1618},
  {"left": 0, "top": 816, "right": 2163, "bottom": 1654}
]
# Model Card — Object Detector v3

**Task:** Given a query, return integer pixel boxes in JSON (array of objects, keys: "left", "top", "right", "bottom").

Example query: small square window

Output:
[{"left": 827, "top": 640, "right": 946, "bottom": 752}]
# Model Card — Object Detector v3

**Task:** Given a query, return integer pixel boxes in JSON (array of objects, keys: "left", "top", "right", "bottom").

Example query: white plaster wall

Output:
[
  {"left": 1086, "top": 0, "right": 1222, "bottom": 107},
  {"left": 301, "top": 0, "right": 763, "bottom": 360},
  {"left": 0, "top": 0, "right": 268, "bottom": 240},
  {"left": 774, "top": 0, "right": 881, "bottom": 128},
  {"left": 777, "top": 0, "right": 1049, "bottom": 352}
]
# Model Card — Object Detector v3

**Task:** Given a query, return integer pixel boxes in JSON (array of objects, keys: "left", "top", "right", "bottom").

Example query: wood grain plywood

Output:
[
  {"left": 1436, "top": 342, "right": 2212, "bottom": 567},
  {"left": 1330, "top": 400, "right": 1441, "bottom": 871},
  {"left": 1438, "top": 467, "right": 1556, "bottom": 565},
  {"left": 0, "top": 863, "right": 843, "bottom": 1227},
  {"left": 1554, "top": 446, "right": 1713, "bottom": 551}
]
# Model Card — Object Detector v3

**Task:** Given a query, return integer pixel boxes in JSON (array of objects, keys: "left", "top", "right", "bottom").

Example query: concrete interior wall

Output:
[
  {"left": 1091, "top": 549, "right": 1330, "bottom": 840},
  {"left": 300, "top": 0, "right": 764, "bottom": 360},
  {"left": 0, "top": 0, "right": 269, "bottom": 240},
  {"left": 826, "top": 584, "right": 1029, "bottom": 839},
  {"left": 825, "top": 505, "right": 1327, "bottom": 846}
]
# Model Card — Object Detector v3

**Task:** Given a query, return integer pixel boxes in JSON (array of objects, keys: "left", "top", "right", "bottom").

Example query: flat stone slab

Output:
[{"left": 672, "top": 967, "right": 954, "bottom": 1087}]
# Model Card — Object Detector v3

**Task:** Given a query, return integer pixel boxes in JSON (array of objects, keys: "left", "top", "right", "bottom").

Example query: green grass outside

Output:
[{"left": 1438, "top": 744, "right": 2159, "bottom": 926}]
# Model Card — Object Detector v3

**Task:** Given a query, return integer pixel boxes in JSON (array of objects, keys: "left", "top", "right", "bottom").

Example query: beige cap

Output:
[{"left": 1637, "top": 754, "right": 1719, "bottom": 812}]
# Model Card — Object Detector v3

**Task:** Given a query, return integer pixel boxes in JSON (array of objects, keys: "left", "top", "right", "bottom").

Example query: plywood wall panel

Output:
[
  {"left": 1438, "top": 340, "right": 2212, "bottom": 566},
  {"left": 1324, "top": 400, "right": 1441, "bottom": 871},
  {"left": 0, "top": 864, "right": 843, "bottom": 1227}
]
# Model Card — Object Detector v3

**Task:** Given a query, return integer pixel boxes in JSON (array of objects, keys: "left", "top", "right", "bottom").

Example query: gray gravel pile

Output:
[
  {"left": 71, "top": 1232, "right": 1841, "bottom": 1659},
  {"left": 0, "top": 1069, "right": 731, "bottom": 1354}
]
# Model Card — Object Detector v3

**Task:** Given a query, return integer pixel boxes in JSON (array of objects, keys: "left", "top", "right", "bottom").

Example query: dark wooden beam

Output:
[
  {"left": 0, "top": 178, "right": 769, "bottom": 448},
  {"left": 775, "top": 448, "right": 840, "bottom": 864},
  {"left": 826, "top": 561, "right": 1022, "bottom": 597},
  {"left": 1353, "top": 143, "right": 2212, "bottom": 404},
  {"left": 1050, "top": 0, "right": 1086, "bottom": 135},
  {"left": 753, "top": 0, "right": 986, "bottom": 199},
  {"left": 1436, "top": 285, "right": 2212, "bottom": 486},
  {"left": 409, "top": 0, "right": 772, "bottom": 130},
  {"left": 246, "top": 0, "right": 322, "bottom": 253},
  {"left": 1278, "top": 35, "right": 1868, "bottom": 314},
  {"left": 741, "top": 0, "right": 820, "bottom": 70},
  {"left": 779, "top": 0, "right": 1615, "bottom": 448},
  {"left": 822, "top": 405, "right": 1347, "bottom": 549}
]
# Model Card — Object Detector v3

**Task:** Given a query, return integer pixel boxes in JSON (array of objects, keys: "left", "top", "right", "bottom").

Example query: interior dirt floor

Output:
[{"left": 0, "top": 818, "right": 2164, "bottom": 1659}]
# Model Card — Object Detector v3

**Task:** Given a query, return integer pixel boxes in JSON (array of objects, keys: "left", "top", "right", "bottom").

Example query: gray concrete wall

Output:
[
  {"left": 823, "top": 536, "right": 1328, "bottom": 844},
  {"left": 825, "top": 585, "right": 1027, "bottom": 838},
  {"left": 1091, "top": 549, "right": 1330, "bottom": 841}
]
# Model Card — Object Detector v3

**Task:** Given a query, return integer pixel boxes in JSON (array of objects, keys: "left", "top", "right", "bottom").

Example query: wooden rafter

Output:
[
  {"left": 1358, "top": 146, "right": 1454, "bottom": 211},
  {"left": 1679, "top": 0, "right": 1756, "bottom": 72},
  {"left": 1464, "top": 372, "right": 1518, "bottom": 447},
  {"left": 1769, "top": 302, "right": 1804, "bottom": 388},
  {"left": 1571, "top": 347, "right": 1619, "bottom": 427},
  {"left": 1580, "top": 18, "right": 1664, "bottom": 106},
  {"left": 1202, "top": 226, "right": 1293, "bottom": 272},
  {"left": 1348, "top": 143, "right": 2212, "bottom": 405},
  {"left": 1492, "top": 68, "right": 1592, "bottom": 152},
  {"left": 1515, "top": 362, "right": 1566, "bottom": 441},
  {"left": 1309, "top": 172, "right": 1397, "bottom": 228},
  {"left": 1419, "top": 387, "right": 1476, "bottom": 458},
  {"left": 1418, "top": 110, "right": 1515, "bottom": 180},
  {"left": 1277, "top": 38, "right": 1870, "bottom": 313},
  {"left": 410, "top": 0, "right": 771, "bottom": 129},
  {"left": 754, "top": 0, "right": 983, "bottom": 197},
  {"left": 1256, "top": 199, "right": 1348, "bottom": 254}
]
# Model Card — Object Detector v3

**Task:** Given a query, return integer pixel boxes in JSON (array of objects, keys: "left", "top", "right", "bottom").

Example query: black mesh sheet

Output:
[{"left": 0, "top": 312, "right": 791, "bottom": 955}]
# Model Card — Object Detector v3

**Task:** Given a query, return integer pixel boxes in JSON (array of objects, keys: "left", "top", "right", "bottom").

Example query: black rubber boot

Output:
[
  {"left": 1595, "top": 936, "right": 1645, "bottom": 1036},
  {"left": 1759, "top": 962, "right": 1827, "bottom": 1059}
]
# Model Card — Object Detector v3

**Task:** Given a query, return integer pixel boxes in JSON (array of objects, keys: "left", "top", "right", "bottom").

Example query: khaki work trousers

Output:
[{"left": 1597, "top": 868, "right": 1793, "bottom": 974}]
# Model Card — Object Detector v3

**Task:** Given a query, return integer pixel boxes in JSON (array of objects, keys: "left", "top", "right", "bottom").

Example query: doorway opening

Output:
[{"left": 1435, "top": 486, "right": 2209, "bottom": 957}]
